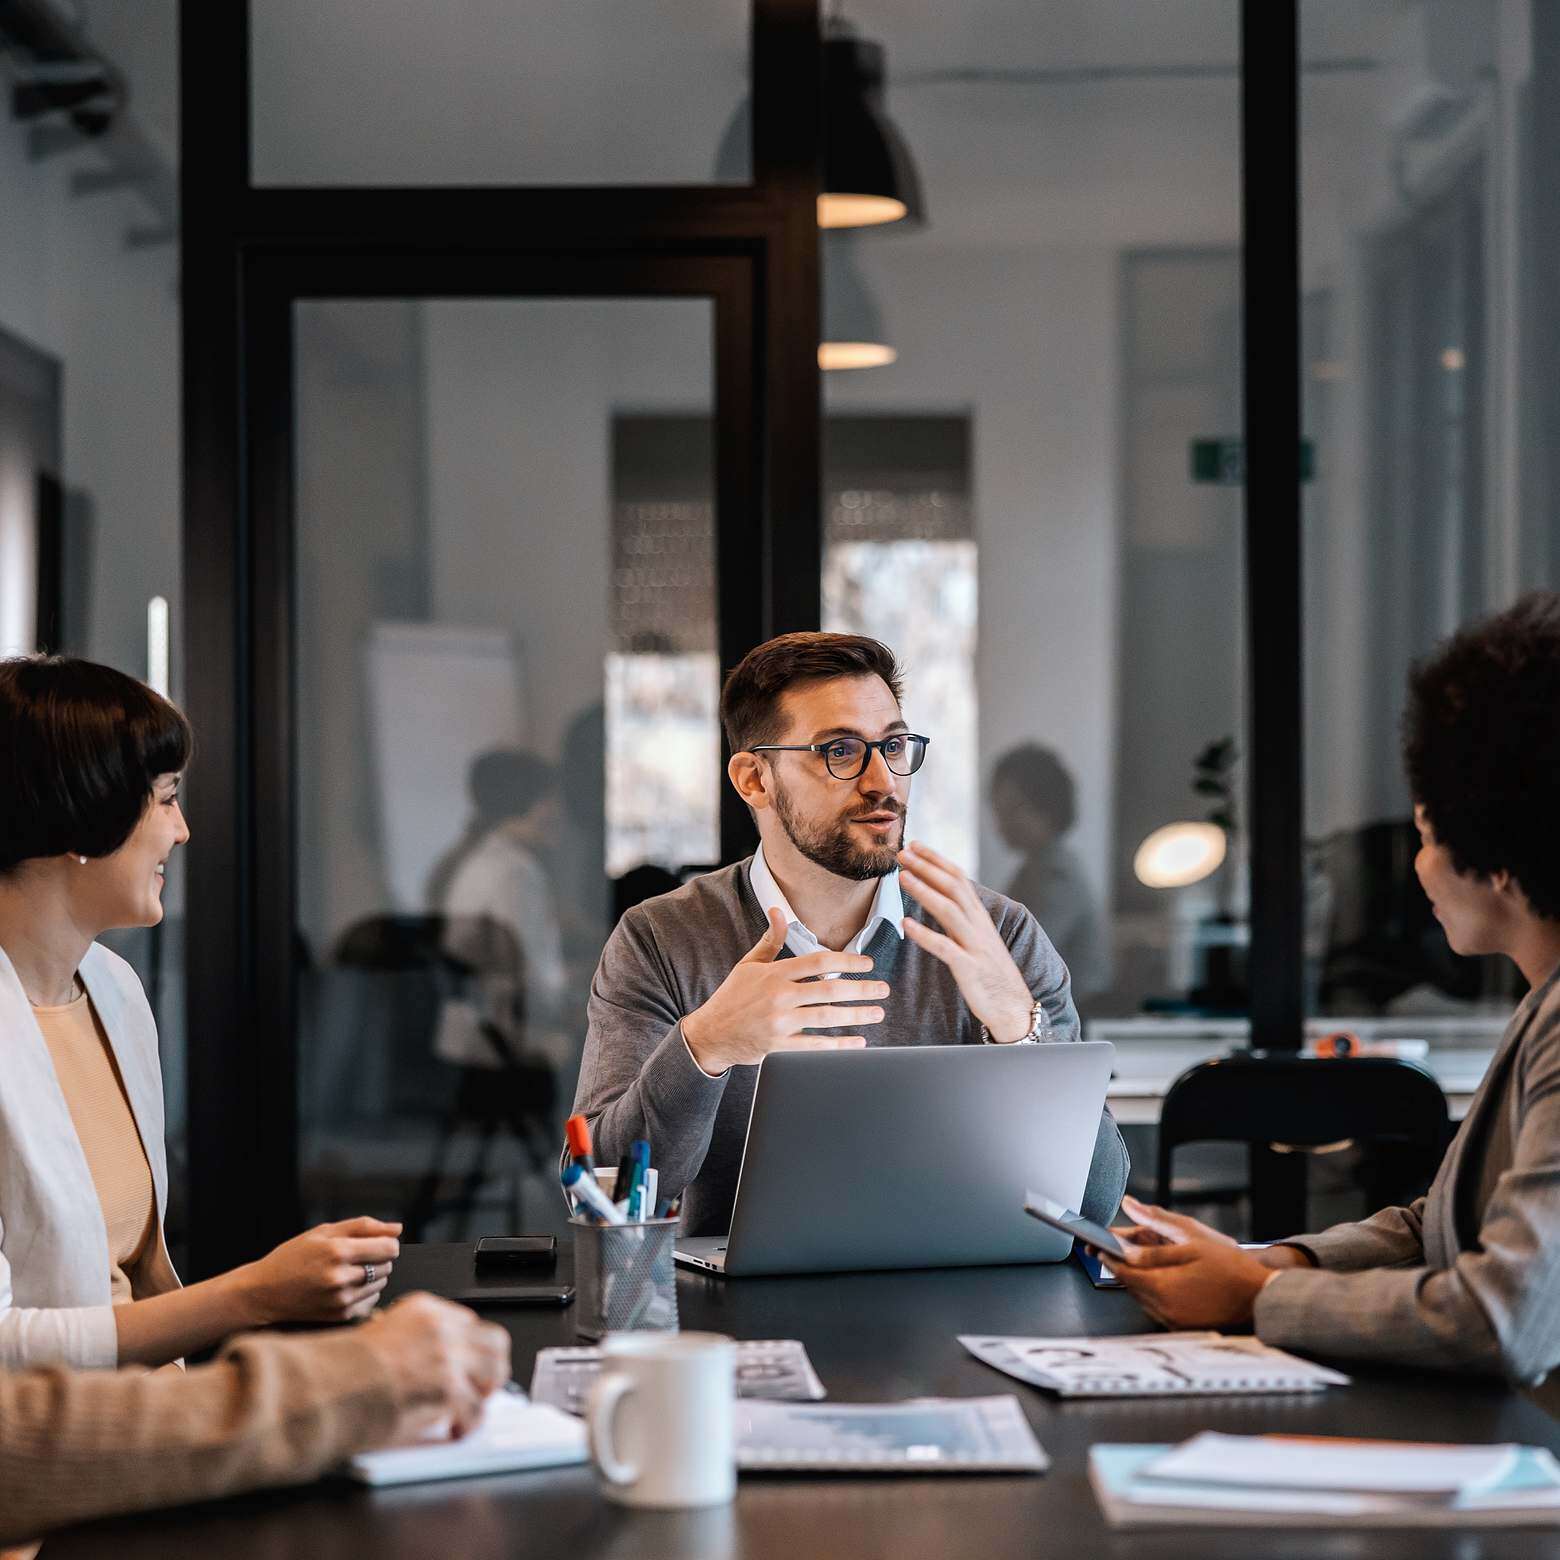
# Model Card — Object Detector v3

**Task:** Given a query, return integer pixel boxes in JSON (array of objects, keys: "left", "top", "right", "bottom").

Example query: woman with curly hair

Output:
[{"left": 1105, "top": 591, "right": 1560, "bottom": 1386}]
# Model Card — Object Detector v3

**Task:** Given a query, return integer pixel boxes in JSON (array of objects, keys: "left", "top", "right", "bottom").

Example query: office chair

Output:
[
  {"left": 330, "top": 914, "right": 558, "bottom": 1241},
  {"left": 405, "top": 912, "right": 560, "bottom": 1240},
  {"left": 1155, "top": 1051, "right": 1450, "bottom": 1240}
]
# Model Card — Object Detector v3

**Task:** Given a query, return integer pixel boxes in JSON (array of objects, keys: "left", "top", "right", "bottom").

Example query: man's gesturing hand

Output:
[
  {"left": 898, "top": 840, "right": 1036, "bottom": 1043},
  {"left": 681, "top": 906, "right": 888, "bottom": 1075}
]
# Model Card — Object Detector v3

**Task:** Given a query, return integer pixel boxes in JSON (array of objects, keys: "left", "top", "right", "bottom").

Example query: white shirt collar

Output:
[{"left": 747, "top": 842, "right": 905, "bottom": 960}]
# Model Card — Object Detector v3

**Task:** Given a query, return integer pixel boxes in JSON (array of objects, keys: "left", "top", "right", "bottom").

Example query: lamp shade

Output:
[
  {"left": 820, "top": 25, "right": 926, "bottom": 230},
  {"left": 1133, "top": 822, "right": 1227, "bottom": 889},
  {"left": 820, "top": 232, "right": 896, "bottom": 370}
]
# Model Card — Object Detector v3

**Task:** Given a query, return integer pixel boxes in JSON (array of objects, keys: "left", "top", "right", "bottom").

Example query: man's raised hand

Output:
[
  {"left": 898, "top": 840, "right": 1036, "bottom": 1043},
  {"left": 681, "top": 906, "right": 888, "bottom": 1075}
]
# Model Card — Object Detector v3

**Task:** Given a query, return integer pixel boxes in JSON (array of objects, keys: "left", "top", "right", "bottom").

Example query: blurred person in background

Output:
[
  {"left": 429, "top": 748, "right": 571, "bottom": 1073},
  {"left": 990, "top": 744, "right": 1111, "bottom": 998}
]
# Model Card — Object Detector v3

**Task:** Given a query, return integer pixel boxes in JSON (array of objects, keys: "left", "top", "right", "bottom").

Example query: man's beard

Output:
[{"left": 772, "top": 781, "right": 905, "bottom": 881}]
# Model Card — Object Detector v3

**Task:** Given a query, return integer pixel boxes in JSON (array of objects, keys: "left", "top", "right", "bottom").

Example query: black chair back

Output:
[{"left": 1155, "top": 1051, "right": 1450, "bottom": 1239}]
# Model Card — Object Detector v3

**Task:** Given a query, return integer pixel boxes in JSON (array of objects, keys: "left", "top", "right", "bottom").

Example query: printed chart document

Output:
[
  {"left": 960, "top": 1332, "right": 1349, "bottom": 1398},
  {"left": 346, "top": 1389, "right": 587, "bottom": 1487},
  {"left": 735, "top": 1395, "right": 1047, "bottom": 1473},
  {"left": 1090, "top": 1435, "right": 1560, "bottom": 1529},
  {"left": 531, "top": 1340, "right": 826, "bottom": 1415}
]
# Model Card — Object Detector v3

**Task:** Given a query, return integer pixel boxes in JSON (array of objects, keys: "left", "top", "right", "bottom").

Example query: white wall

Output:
[
  {"left": 422, "top": 298, "right": 714, "bottom": 762},
  {"left": 0, "top": 0, "right": 184, "bottom": 1129},
  {"left": 0, "top": 1, "right": 180, "bottom": 689},
  {"left": 294, "top": 301, "right": 428, "bottom": 950},
  {"left": 824, "top": 245, "right": 1123, "bottom": 899}
]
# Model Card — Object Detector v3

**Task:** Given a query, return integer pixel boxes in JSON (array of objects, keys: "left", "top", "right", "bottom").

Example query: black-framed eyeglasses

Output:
[{"left": 748, "top": 733, "right": 930, "bottom": 781}]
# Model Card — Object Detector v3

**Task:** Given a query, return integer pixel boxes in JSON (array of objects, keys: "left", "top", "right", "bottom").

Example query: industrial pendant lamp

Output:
[
  {"left": 819, "top": 232, "right": 896, "bottom": 371},
  {"left": 711, "top": 18, "right": 926, "bottom": 232},
  {"left": 819, "top": 19, "right": 925, "bottom": 230}
]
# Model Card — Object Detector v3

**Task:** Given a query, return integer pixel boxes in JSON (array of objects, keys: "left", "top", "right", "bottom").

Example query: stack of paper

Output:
[
  {"left": 960, "top": 1332, "right": 1349, "bottom": 1397},
  {"left": 1091, "top": 1433, "right": 1560, "bottom": 1528}
]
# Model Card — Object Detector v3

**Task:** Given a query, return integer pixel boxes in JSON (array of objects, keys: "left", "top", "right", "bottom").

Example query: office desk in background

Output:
[
  {"left": 1096, "top": 1013, "right": 1508, "bottom": 1124},
  {"left": 48, "top": 1239, "right": 1560, "bottom": 1559}
]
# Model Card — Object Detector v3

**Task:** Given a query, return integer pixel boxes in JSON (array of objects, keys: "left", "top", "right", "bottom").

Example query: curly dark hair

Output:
[
  {"left": 720, "top": 632, "right": 905, "bottom": 755},
  {"left": 1402, "top": 590, "right": 1560, "bottom": 920}
]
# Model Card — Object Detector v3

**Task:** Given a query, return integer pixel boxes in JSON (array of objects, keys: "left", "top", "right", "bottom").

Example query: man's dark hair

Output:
[
  {"left": 1402, "top": 590, "right": 1560, "bottom": 920},
  {"left": 0, "top": 655, "right": 193, "bottom": 876},
  {"left": 468, "top": 748, "right": 557, "bottom": 825},
  {"left": 991, "top": 743, "right": 1076, "bottom": 834},
  {"left": 719, "top": 632, "right": 905, "bottom": 754}
]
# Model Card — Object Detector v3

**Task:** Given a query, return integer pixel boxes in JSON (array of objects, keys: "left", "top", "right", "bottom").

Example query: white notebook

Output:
[
  {"left": 1144, "top": 1433, "right": 1519, "bottom": 1496},
  {"left": 960, "top": 1332, "right": 1350, "bottom": 1398},
  {"left": 346, "top": 1390, "right": 587, "bottom": 1487},
  {"left": 1091, "top": 1439, "right": 1560, "bottom": 1529}
]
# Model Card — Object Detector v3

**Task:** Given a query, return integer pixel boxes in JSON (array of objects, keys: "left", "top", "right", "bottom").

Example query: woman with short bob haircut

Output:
[
  {"left": 1106, "top": 591, "right": 1560, "bottom": 1389},
  {"left": 0, "top": 655, "right": 400, "bottom": 1369}
]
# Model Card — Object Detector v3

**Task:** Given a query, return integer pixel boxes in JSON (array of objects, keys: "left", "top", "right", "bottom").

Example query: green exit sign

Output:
[{"left": 1191, "top": 438, "right": 1316, "bottom": 484}]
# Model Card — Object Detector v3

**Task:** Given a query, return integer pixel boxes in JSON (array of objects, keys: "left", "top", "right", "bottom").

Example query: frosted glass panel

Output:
[
  {"left": 293, "top": 298, "right": 715, "bottom": 1244},
  {"left": 252, "top": 0, "right": 749, "bottom": 186}
]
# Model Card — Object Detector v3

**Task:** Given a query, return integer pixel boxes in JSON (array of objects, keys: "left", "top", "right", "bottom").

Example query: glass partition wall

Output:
[
  {"left": 817, "top": 2, "right": 1247, "bottom": 1025},
  {"left": 184, "top": 1, "right": 1560, "bottom": 1270},
  {"left": 1301, "top": 0, "right": 1560, "bottom": 1048},
  {"left": 250, "top": 0, "right": 751, "bottom": 187},
  {"left": 294, "top": 299, "right": 716, "bottom": 1238}
]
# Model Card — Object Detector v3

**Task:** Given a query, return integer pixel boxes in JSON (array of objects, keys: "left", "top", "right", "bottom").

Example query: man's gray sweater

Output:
[{"left": 573, "top": 859, "right": 1128, "bottom": 1236}]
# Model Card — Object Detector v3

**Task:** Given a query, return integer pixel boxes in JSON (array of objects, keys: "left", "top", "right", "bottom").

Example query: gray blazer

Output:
[{"left": 1255, "top": 964, "right": 1560, "bottom": 1384}]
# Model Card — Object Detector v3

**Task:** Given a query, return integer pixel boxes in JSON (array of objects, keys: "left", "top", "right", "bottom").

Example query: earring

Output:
[{"left": 77, "top": 855, "right": 88, "bottom": 865}]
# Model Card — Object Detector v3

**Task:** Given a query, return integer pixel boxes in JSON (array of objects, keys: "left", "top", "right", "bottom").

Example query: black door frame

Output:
[
  {"left": 180, "top": 0, "right": 1304, "bottom": 1278},
  {"left": 1241, "top": 0, "right": 1302, "bottom": 1053}
]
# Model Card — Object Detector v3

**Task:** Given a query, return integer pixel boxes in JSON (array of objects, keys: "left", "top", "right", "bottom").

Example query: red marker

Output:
[{"left": 565, "top": 1114, "right": 597, "bottom": 1180}]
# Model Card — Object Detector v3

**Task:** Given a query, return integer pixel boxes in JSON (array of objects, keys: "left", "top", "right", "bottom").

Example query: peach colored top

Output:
[{"left": 31, "top": 993, "right": 157, "bottom": 1305}]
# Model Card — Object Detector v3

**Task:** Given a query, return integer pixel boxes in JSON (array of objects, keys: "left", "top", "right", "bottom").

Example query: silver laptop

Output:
[{"left": 674, "top": 1041, "right": 1115, "bottom": 1277}]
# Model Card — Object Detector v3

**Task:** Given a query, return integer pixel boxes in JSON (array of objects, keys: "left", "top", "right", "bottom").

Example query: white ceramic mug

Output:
[{"left": 586, "top": 1331, "right": 736, "bottom": 1508}]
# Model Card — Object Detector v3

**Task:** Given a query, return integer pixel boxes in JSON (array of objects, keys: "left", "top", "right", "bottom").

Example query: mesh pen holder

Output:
[{"left": 572, "top": 1217, "right": 680, "bottom": 1340}]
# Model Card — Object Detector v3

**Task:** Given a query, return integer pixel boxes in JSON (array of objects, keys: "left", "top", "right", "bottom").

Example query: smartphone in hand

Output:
[{"left": 1023, "top": 1191, "right": 1138, "bottom": 1259}]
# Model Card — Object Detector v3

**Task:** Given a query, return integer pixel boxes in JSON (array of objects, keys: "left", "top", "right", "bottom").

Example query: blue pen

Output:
[{"left": 629, "top": 1140, "right": 651, "bottom": 1220}]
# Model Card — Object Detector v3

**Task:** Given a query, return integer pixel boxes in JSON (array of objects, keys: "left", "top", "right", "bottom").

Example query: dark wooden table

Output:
[{"left": 49, "top": 1240, "right": 1560, "bottom": 1557}]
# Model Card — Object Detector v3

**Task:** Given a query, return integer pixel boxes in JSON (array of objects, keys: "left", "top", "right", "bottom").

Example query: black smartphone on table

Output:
[
  {"left": 473, "top": 1235, "right": 558, "bottom": 1272},
  {"left": 451, "top": 1284, "right": 575, "bottom": 1307}
]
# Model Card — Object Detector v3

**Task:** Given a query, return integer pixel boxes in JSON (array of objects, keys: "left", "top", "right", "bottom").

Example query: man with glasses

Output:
[{"left": 573, "top": 632, "right": 1127, "bottom": 1234}]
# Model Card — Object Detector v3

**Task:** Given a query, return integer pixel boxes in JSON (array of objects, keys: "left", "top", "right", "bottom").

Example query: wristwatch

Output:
[{"left": 979, "top": 997, "right": 1052, "bottom": 1045}]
